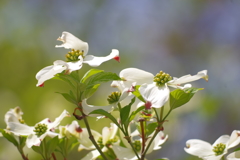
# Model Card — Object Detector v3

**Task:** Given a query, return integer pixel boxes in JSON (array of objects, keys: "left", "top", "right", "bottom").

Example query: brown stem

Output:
[
  {"left": 77, "top": 102, "right": 108, "bottom": 160},
  {"left": 52, "top": 153, "right": 57, "bottom": 160}
]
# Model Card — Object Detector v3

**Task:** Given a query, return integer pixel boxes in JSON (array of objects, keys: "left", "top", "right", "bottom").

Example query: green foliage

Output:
[
  {"left": 170, "top": 88, "right": 203, "bottom": 110},
  {"left": 132, "top": 85, "right": 145, "bottom": 102},
  {"left": 120, "top": 97, "right": 135, "bottom": 127},
  {"left": 0, "top": 128, "right": 18, "bottom": 146}
]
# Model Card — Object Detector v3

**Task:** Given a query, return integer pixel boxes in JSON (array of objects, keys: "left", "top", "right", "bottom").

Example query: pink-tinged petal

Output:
[
  {"left": 184, "top": 139, "right": 213, "bottom": 158},
  {"left": 227, "top": 130, "right": 240, "bottom": 149},
  {"left": 213, "top": 135, "right": 230, "bottom": 146},
  {"left": 66, "top": 56, "right": 83, "bottom": 72},
  {"left": 55, "top": 31, "right": 89, "bottom": 55},
  {"left": 81, "top": 99, "right": 114, "bottom": 116},
  {"left": 139, "top": 83, "right": 169, "bottom": 108},
  {"left": 81, "top": 149, "right": 100, "bottom": 160},
  {"left": 102, "top": 123, "right": 118, "bottom": 145},
  {"left": 83, "top": 49, "right": 119, "bottom": 67},
  {"left": 119, "top": 68, "right": 154, "bottom": 85},
  {"left": 112, "top": 145, "right": 138, "bottom": 160},
  {"left": 8, "top": 122, "right": 34, "bottom": 136},
  {"left": 227, "top": 150, "right": 240, "bottom": 160},
  {"left": 168, "top": 70, "right": 208, "bottom": 86},
  {"left": 48, "top": 110, "right": 70, "bottom": 129},
  {"left": 26, "top": 134, "right": 41, "bottom": 148},
  {"left": 36, "top": 60, "right": 67, "bottom": 87}
]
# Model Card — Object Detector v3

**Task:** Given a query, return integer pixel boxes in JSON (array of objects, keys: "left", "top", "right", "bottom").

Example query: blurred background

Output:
[{"left": 1, "top": 0, "right": 240, "bottom": 159}]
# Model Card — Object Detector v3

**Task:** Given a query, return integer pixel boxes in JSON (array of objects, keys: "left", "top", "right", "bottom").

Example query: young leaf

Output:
[
  {"left": 83, "top": 71, "right": 122, "bottom": 90},
  {"left": 132, "top": 85, "right": 145, "bottom": 102},
  {"left": 81, "top": 69, "right": 104, "bottom": 83},
  {"left": 89, "top": 109, "right": 121, "bottom": 129},
  {"left": 146, "top": 122, "right": 158, "bottom": 136},
  {"left": 82, "top": 84, "right": 100, "bottom": 99},
  {"left": 129, "top": 106, "right": 145, "bottom": 122},
  {"left": 170, "top": 88, "right": 203, "bottom": 110},
  {"left": 46, "top": 136, "right": 59, "bottom": 155},
  {"left": 0, "top": 129, "right": 18, "bottom": 146},
  {"left": 56, "top": 92, "right": 77, "bottom": 105},
  {"left": 32, "top": 145, "right": 43, "bottom": 155},
  {"left": 120, "top": 97, "right": 135, "bottom": 126}
]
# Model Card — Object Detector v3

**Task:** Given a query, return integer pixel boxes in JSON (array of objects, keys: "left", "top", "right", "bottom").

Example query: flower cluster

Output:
[{"left": 1, "top": 31, "right": 214, "bottom": 160}]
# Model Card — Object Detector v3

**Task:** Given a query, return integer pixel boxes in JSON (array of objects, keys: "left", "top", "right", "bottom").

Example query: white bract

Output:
[
  {"left": 4, "top": 107, "right": 24, "bottom": 129},
  {"left": 112, "top": 130, "right": 168, "bottom": 160},
  {"left": 185, "top": 130, "right": 240, "bottom": 160},
  {"left": 7, "top": 110, "right": 70, "bottom": 148},
  {"left": 227, "top": 150, "right": 240, "bottom": 160},
  {"left": 113, "top": 68, "right": 208, "bottom": 108},
  {"left": 78, "top": 123, "right": 118, "bottom": 160},
  {"left": 36, "top": 31, "right": 120, "bottom": 87}
]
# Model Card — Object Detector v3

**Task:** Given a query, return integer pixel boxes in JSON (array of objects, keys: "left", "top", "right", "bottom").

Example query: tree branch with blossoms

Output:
[{"left": 3, "top": 31, "right": 234, "bottom": 160}]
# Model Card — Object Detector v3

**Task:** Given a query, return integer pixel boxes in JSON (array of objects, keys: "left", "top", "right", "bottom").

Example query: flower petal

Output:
[
  {"left": 102, "top": 123, "right": 118, "bottom": 145},
  {"left": 66, "top": 56, "right": 83, "bottom": 72},
  {"left": 26, "top": 134, "right": 41, "bottom": 148},
  {"left": 139, "top": 83, "right": 169, "bottom": 108},
  {"left": 227, "top": 150, "right": 240, "bottom": 160},
  {"left": 184, "top": 139, "right": 213, "bottom": 158},
  {"left": 168, "top": 70, "right": 208, "bottom": 86},
  {"left": 78, "top": 128, "right": 101, "bottom": 150},
  {"left": 5, "top": 107, "right": 23, "bottom": 129},
  {"left": 81, "top": 99, "right": 114, "bottom": 116},
  {"left": 227, "top": 130, "right": 240, "bottom": 149},
  {"left": 119, "top": 68, "right": 154, "bottom": 85},
  {"left": 212, "top": 135, "right": 230, "bottom": 146},
  {"left": 81, "top": 149, "right": 100, "bottom": 160},
  {"left": 36, "top": 60, "right": 67, "bottom": 86},
  {"left": 48, "top": 110, "right": 70, "bottom": 129},
  {"left": 8, "top": 122, "right": 34, "bottom": 136},
  {"left": 112, "top": 145, "right": 138, "bottom": 160},
  {"left": 55, "top": 31, "right": 89, "bottom": 55},
  {"left": 83, "top": 49, "right": 119, "bottom": 67}
]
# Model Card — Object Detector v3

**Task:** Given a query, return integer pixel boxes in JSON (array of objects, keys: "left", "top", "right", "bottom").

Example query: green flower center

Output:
[
  {"left": 153, "top": 71, "right": 172, "bottom": 86},
  {"left": 133, "top": 140, "right": 141, "bottom": 152},
  {"left": 33, "top": 123, "right": 48, "bottom": 137},
  {"left": 97, "top": 136, "right": 119, "bottom": 149},
  {"left": 213, "top": 143, "right": 226, "bottom": 156},
  {"left": 107, "top": 91, "right": 121, "bottom": 104},
  {"left": 65, "top": 49, "right": 85, "bottom": 62}
]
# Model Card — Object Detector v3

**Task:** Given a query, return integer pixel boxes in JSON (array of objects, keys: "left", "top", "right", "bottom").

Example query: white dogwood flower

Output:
[
  {"left": 185, "top": 130, "right": 240, "bottom": 160},
  {"left": 36, "top": 31, "right": 120, "bottom": 87},
  {"left": 113, "top": 68, "right": 207, "bottom": 108},
  {"left": 7, "top": 110, "right": 70, "bottom": 148},
  {"left": 112, "top": 130, "right": 168, "bottom": 160}
]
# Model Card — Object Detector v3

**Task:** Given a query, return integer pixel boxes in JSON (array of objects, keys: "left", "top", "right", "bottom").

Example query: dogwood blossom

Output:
[
  {"left": 112, "top": 130, "right": 168, "bottom": 160},
  {"left": 112, "top": 68, "right": 208, "bottom": 108},
  {"left": 7, "top": 110, "right": 70, "bottom": 148},
  {"left": 185, "top": 130, "right": 240, "bottom": 160},
  {"left": 36, "top": 31, "right": 120, "bottom": 87}
]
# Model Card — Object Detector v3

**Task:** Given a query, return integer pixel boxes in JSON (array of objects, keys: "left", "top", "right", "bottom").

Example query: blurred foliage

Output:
[{"left": 1, "top": 0, "right": 240, "bottom": 159}]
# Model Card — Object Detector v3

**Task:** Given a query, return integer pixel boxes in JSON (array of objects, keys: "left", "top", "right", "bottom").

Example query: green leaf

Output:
[
  {"left": 53, "top": 73, "right": 76, "bottom": 88},
  {"left": 129, "top": 106, "right": 145, "bottom": 122},
  {"left": 56, "top": 92, "right": 77, "bottom": 105},
  {"left": 170, "top": 88, "right": 203, "bottom": 110},
  {"left": 32, "top": 145, "right": 43, "bottom": 155},
  {"left": 81, "top": 69, "right": 104, "bottom": 83},
  {"left": 132, "top": 85, "right": 145, "bottom": 102},
  {"left": 46, "top": 136, "right": 59, "bottom": 155},
  {"left": 82, "top": 84, "right": 100, "bottom": 99},
  {"left": 19, "top": 136, "right": 27, "bottom": 148},
  {"left": 0, "top": 129, "right": 18, "bottom": 146},
  {"left": 83, "top": 71, "right": 122, "bottom": 89},
  {"left": 146, "top": 122, "right": 158, "bottom": 136},
  {"left": 89, "top": 109, "right": 121, "bottom": 129},
  {"left": 120, "top": 97, "right": 135, "bottom": 126}
]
